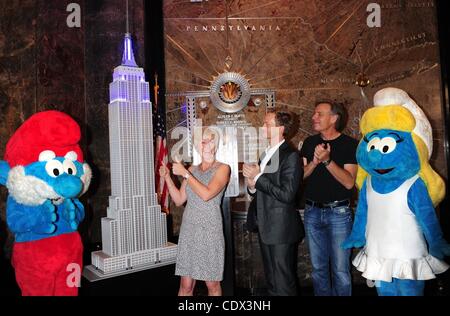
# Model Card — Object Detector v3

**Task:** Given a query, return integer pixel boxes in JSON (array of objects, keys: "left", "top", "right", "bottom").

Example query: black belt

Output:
[{"left": 305, "top": 199, "right": 350, "bottom": 208}]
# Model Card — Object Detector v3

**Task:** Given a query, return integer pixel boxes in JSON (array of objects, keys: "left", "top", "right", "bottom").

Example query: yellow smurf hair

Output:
[
  {"left": 360, "top": 105, "right": 415, "bottom": 135},
  {"left": 356, "top": 93, "right": 445, "bottom": 206}
]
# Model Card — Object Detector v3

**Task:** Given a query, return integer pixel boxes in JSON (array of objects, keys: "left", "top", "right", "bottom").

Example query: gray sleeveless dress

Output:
[{"left": 175, "top": 164, "right": 226, "bottom": 281}]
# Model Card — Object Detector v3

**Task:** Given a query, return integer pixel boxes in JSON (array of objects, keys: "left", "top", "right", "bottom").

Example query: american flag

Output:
[{"left": 154, "top": 74, "right": 170, "bottom": 214}]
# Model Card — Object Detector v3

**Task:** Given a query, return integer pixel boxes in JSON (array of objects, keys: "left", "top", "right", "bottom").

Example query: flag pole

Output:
[
  {"left": 153, "top": 73, "right": 159, "bottom": 110},
  {"left": 153, "top": 72, "right": 169, "bottom": 214}
]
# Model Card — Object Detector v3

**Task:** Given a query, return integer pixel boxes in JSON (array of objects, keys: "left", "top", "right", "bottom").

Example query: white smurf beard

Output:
[
  {"left": 6, "top": 166, "right": 60, "bottom": 206},
  {"left": 80, "top": 163, "right": 92, "bottom": 196},
  {"left": 6, "top": 163, "right": 93, "bottom": 206}
]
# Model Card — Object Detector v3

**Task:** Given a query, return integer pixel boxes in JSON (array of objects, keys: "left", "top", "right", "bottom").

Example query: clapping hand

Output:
[
  {"left": 242, "top": 163, "right": 260, "bottom": 179},
  {"left": 62, "top": 198, "right": 85, "bottom": 230},
  {"left": 312, "top": 148, "right": 321, "bottom": 165},
  {"left": 243, "top": 163, "right": 259, "bottom": 190},
  {"left": 32, "top": 200, "right": 57, "bottom": 234},
  {"left": 246, "top": 177, "right": 256, "bottom": 189},
  {"left": 172, "top": 162, "right": 188, "bottom": 177},
  {"left": 314, "top": 143, "right": 331, "bottom": 163}
]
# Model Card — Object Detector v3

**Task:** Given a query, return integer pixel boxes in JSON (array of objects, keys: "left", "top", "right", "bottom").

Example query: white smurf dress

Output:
[{"left": 353, "top": 175, "right": 449, "bottom": 282}]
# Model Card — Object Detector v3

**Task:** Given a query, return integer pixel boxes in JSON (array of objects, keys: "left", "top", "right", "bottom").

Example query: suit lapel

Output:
[{"left": 264, "top": 141, "right": 288, "bottom": 171}]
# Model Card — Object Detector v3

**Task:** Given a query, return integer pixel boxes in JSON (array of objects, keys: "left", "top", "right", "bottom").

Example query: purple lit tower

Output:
[{"left": 84, "top": 34, "right": 177, "bottom": 279}]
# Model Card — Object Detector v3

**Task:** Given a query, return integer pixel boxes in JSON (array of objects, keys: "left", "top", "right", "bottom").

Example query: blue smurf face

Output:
[
  {"left": 25, "top": 154, "right": 85, "bottom": 199},
  {"left": 356, "top": 129, "right": 420, "bottom": 181}
]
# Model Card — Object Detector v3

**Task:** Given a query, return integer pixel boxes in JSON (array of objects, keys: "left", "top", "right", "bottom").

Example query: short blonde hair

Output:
[
  {"left": 202, "top": 126, "right": 220, "bottom": 148},
  {"left": 192, "top": 125, "right": 222, "bottom": 152}
]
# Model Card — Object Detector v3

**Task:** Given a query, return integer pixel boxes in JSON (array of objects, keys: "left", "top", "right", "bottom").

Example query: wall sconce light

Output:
[
  {"left": 355, "top": 72, "right": 370, "bottom": 87},
  {"left": 199, "top": 100, "right": 209, "bottom": 114}
]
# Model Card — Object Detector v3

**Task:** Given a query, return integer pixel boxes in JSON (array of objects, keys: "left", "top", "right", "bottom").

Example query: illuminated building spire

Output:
[
  {"left": 121, "top": 0, "right": 137, "bottom": 67},
  {"left": 121, "top": 33, "right": 137, "bottom": 67}
]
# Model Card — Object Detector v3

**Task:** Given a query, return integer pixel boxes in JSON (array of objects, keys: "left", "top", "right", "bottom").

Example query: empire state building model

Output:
[{"left": 85, "top": 34, "right": 177, "bottom": 279}]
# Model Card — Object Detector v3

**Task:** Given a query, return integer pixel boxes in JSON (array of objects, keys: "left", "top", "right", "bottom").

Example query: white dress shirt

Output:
[{"left": 248, "top": 139, "right": 285, "bottom": 194}]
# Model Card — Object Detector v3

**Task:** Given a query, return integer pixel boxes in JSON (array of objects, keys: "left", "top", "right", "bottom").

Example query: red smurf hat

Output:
[{"left": 4, "top": 110, "right": 84, "bottom": 167}]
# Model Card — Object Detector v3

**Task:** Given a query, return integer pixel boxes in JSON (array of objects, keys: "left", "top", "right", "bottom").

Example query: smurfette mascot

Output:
[{"left": 342, "top": 87, "right": 450, "bottom": 296}]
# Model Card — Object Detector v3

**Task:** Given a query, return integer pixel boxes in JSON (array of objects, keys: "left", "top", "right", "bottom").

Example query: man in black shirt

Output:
[{"left": 299, "top": 101, "right": 358, "bottom": 296}]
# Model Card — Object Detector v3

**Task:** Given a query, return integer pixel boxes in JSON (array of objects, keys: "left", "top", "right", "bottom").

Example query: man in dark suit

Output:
[{"left": 243, "top": 110, "right": 304, "bottom": 296}]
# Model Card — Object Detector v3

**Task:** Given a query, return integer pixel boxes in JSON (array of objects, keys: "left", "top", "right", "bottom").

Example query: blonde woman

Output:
[{"left": 160, "top": 127, "right": 230, "bottom": 296}]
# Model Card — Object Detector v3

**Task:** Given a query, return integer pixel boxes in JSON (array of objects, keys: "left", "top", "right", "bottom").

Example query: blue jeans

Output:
[{"left": 304, "top": 204, "right": 353, "bottom": 296}]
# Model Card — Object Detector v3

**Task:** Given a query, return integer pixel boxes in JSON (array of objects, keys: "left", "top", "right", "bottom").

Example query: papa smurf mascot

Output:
[
  {"left": 342, "top": 87, "right": 450, "bottom": 296},
  {"left": 0, "top": 110, "right": 91, "bottom": 296}
]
